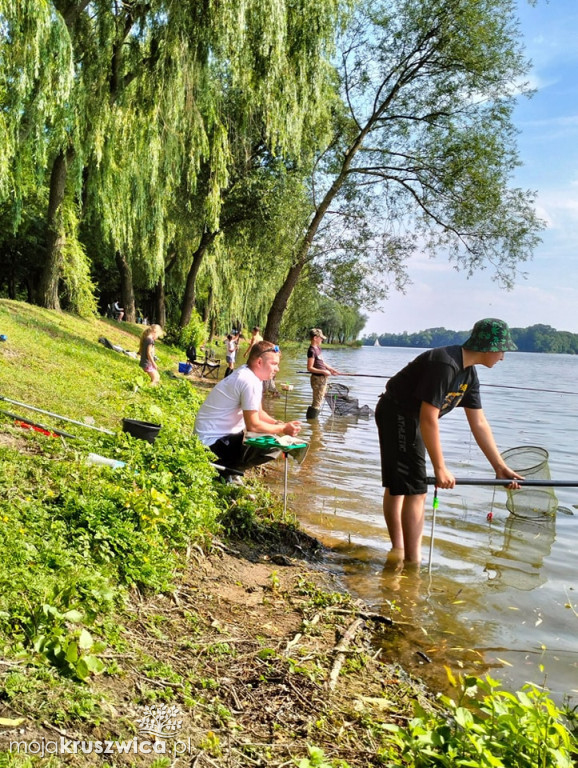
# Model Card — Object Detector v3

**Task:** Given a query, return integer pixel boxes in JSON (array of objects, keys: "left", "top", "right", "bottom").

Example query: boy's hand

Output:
[
  {"left": 496, "top": 465, "right": 524, "bottom": 490},
  {"left": 434, "top": 466, "right": 456, "bottom": 489}
]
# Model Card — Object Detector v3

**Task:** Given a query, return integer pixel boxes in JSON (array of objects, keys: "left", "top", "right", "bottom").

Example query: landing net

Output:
[
  {"left": 500, "top": 446, "right": 557, "bottom": 519},
  {"left": 325, "top": 382, "right": 374, "bottom": 418}
]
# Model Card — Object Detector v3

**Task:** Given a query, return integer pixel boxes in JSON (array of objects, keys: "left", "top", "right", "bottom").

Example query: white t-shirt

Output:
[
  {"left": 194, "top": 365, "right": 263, "bottom": 446},
  {"left": 226, "top": 338, "right": 237, "bottom": 362}
]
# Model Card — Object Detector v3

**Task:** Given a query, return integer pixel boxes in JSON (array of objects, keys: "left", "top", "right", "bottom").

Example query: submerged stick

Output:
[{"left": 426, "top": 477, "right": 578, "bottom": 487}]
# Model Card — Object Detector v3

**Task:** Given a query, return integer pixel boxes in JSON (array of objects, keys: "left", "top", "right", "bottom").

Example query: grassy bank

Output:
[{"left": 0, "top": 299, "right": 576, "bottom": 767}]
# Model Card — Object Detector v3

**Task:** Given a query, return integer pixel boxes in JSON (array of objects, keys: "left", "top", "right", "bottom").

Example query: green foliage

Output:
[
  {"left": 0, "top": 302, "right": 229, "bottom": 678},
  {"left": 164, "top": 309, "right": 207, "bottom": 351},
  {"left": 281, "top": 277, "right": 367, "bottom": 343},
  {"left": 386, "top": 673, "right": 576, "bottom": 767},
  {"left": 59, "top": 200, "right": 98, "bottom": 317},
  {"left": 296, "top": 745, "right": 351, "bottom": 768},
  {"left": 0, "top": 0, "right": 345, "bottom": 323}
]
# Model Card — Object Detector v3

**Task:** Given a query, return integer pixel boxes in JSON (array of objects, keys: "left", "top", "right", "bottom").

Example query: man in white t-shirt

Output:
[{"left": 194, "top": 340, "right": 301, "bottom": 478}]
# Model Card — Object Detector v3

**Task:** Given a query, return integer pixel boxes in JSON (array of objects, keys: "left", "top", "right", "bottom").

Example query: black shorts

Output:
[{"left": 374, "top": 394, "right": 427, "bottom": 496}]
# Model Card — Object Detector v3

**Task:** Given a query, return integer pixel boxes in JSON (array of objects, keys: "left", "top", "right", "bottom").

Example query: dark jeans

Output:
[{"left": 209, "top": 432, "right": 280, "bottom": 475}]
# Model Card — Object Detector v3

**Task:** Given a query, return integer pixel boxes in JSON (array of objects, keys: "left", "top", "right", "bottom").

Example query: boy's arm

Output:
[
  {"left": 420, "top": 402, "right": 455, "bottom": 488},
  {"left": 465, "top": 408, "right": 523, "bottom": 482}
]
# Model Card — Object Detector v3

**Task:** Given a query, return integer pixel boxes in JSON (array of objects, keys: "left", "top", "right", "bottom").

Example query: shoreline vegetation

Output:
[
  {"left": 363, "top": 325, "right": 578, "bottom": 354},
  {"left": 0, "top": 300, "right": 576, "bottom": 766}
]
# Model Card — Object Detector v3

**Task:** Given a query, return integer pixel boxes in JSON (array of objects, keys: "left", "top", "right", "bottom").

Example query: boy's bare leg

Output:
[
  {"left": 383, "top": 489, "right": 405, "bottom": 553},
  {"left": 401, "top": 494, "right": 426, "bottom": 564}
]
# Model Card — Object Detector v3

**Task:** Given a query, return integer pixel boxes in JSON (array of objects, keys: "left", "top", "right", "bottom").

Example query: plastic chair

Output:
[
  {"left": 202, "top": 355, "right": 221, "bottom": 379},
  {"left": 186, "top": 345, "right": 221, "bottom": 379}
]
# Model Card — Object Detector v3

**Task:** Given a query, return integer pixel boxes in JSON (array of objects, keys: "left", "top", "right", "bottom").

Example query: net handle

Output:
[{"left": 426, "top": 477, "right": 578, "bottom": 487}]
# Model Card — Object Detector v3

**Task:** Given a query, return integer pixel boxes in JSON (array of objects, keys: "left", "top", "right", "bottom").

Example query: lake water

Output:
[{"left": 265, "top": 347, "right": 578, "bottom": 703}]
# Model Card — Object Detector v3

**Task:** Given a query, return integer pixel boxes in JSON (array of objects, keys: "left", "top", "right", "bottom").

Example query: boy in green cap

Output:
[{"left": 375, "top": 318, "right": 523, "bottom": 566}]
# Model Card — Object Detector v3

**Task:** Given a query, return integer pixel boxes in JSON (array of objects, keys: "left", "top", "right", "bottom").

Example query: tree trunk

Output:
[
  {"left": 154, "top": 276, "right": 166, "bottom": 328},
  {"left": 114, "top": 251, "right": 136, "bottom": 323},
  {"left": 203, "top": 284, "right": 212, "bottom": 324},
  {"left": 264, "top": 113, "right": 377, "bottom": 342},
  {"left": 37, "top": 1, "right": 90, "bottom": 309},
  {"left": 37, "top": 148, "right": 74, "bottom": 309},
  {"left": 264, "top": 261, "right": 305, "bottom": 343},
  {"left": 178, "top": 230, "right": 217, "bottom": 328}
]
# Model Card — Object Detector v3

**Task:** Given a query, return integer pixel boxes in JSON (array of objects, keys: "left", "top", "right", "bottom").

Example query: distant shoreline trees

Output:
[{"left": 362, "top": 325, "right": 578, "bottom": 354}]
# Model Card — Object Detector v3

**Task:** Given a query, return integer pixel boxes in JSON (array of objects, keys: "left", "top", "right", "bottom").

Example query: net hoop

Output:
[{"left": 500, "top": 446, "right": 555, "bottom": 519}]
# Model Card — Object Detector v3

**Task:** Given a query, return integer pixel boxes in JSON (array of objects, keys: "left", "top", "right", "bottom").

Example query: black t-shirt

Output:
[{"left": 385, "top": 345, "right": 481, "bottom": 417}]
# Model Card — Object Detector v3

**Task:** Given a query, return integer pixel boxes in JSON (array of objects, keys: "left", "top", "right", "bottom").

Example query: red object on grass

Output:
[{"left": 14, "top": 420, "right": 59, "bottom": 438}]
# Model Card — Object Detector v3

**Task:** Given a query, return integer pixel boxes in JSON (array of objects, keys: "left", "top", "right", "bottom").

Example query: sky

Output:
[{"left": 363, "top": 0, "right": 578, "bottom": 336}]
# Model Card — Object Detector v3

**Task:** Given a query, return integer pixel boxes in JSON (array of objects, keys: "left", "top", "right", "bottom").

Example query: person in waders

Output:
[
  {"left": 374, "top": 318, "right": 523, "bottom": 568},
  {"left": 306, "top": 328, "right": 340, "bottom": 419},
  {"left": 243, "top": 326, "right": 263, "bottom": 359}
]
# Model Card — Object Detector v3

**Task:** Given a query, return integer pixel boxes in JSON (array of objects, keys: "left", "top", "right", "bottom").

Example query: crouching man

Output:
[{"left": 194, "top": 340, "right": 301, "bottom": 481}]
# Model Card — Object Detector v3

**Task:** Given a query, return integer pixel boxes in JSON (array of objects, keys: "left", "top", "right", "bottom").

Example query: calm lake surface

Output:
[{"left": 265, "top": 346, "right": 578, "bottom": 703}]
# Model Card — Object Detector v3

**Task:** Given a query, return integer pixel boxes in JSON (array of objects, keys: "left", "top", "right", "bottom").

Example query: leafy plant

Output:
[
  {"left": 295, "top": 745, "right": 351, "bottom": 768},
  {"left": 163, "top": 309, "right": 207, "bottom": 352},
  {"left": 27, "top": 606, "right": 106, "bottom": 681},
  {"left": 386, "top": 672, "right": 576, "bottom": 767}
]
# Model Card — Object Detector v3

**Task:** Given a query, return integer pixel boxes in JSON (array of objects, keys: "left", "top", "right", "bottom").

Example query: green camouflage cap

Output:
[{"left": 462, "top": 318, "right": 517, "bottom": 352}]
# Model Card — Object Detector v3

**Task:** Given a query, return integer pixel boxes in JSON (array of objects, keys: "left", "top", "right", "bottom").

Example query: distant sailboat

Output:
[{"left": 373, "top": 338, "right": 381, "bottom": 347}]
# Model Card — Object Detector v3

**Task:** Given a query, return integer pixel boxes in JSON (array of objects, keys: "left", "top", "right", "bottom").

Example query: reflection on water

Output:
[
  {"left": 485, "top": 514, "right": 556, "bottom": 591},
  {"left": 265, "top": 348, "right": 578, "bottom": 704}
]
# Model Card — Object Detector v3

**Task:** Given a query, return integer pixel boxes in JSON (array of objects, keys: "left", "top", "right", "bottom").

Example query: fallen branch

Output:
[{"left": 327, "top": 618, "right": 365, "bottom": 691}]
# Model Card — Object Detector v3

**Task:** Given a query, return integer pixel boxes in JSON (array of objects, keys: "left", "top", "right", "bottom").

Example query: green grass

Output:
[
  {"left": 0, "top": 299, "right": 227, "bottom": 679},
  {"left": 0, "top": 299, "right": 200, "bottom": 426}
]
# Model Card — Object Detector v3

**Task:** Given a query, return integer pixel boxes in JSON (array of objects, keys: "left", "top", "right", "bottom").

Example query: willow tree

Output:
[
  {"left": 263, "top": 0, "right": 545, "bottom": 342},
  {"left": 172, "top": 0, "right": 348, "bottom": 331},
  {"left": 176, "top": 155, "right": 313, "bottom": 330},
  {"left": 0, "top": 1, "right": 78, "bottom": 304},
  {"left": 21, "top": 0, "right": 348, "bottom": 316}
]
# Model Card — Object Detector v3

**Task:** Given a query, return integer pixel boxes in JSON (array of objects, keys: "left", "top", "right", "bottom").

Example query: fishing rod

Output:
[
  {"left": 296, "top": 372, "right": 578, "bottom": 396},
  {"left": 426, "top": 477, "right": 578, "bottom": 487},
  {"left": 0, "top": 409, "right": 77, "bottom": 439},
  {"left": 0, "top": 395, "right": 115, "bottom": 435}
]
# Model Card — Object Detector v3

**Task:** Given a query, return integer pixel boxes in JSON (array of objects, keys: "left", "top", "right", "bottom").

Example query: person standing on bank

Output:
[
  {"left": 243, "top": 326, "right": 263, "bottom": 359},
  {"left": 375, "top": 318, "right": 523, "bottom": 566},
  {"left": 224, "top": 331, "right": 241, "bottom": 377},
  {"left": 139, "top": 324, "right": 164, "bottom": 386},
  {"left": 306, "top": 328, "right": 340, "bottom": 420},
  {"left": 194, "top": 340, "right": 301, "bottom": 481}
]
